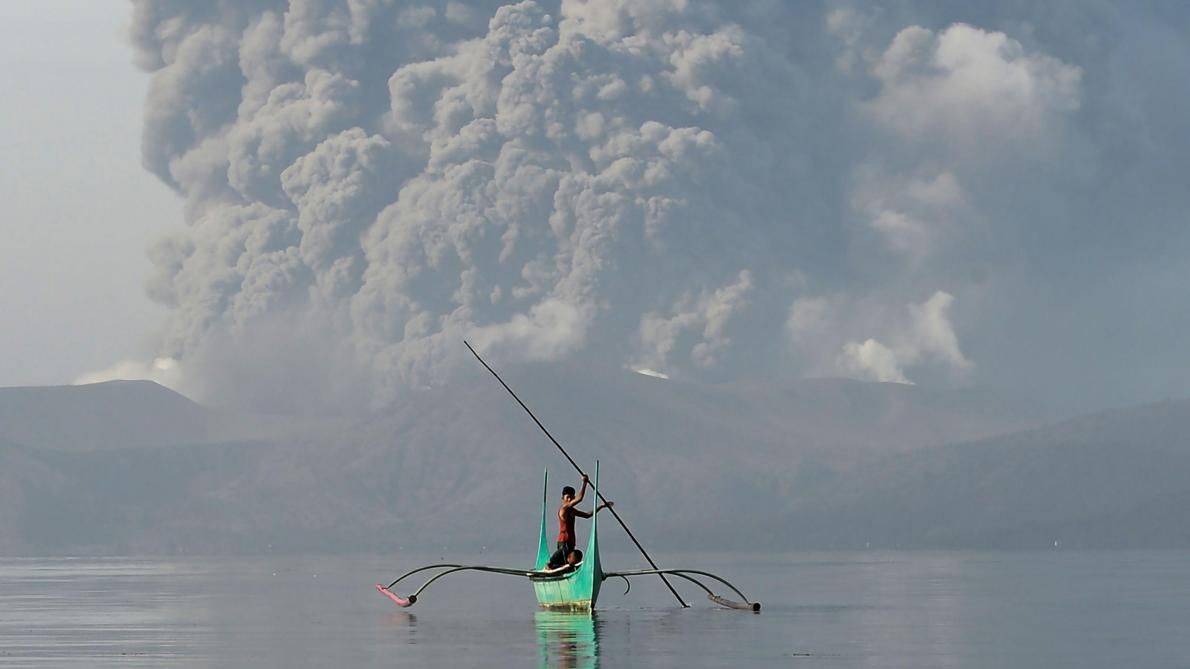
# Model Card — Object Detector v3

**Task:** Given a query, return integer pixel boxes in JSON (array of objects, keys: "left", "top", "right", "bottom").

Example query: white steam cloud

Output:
[
  {"left": 790, "top": 290, "right": 971, "bottom": 385},
  {"left": 865, "top": 23, "right": 1082, "bottom": 148}
]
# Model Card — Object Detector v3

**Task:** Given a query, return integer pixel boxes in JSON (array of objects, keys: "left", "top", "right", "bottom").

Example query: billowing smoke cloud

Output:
[
  {"left": 124, "top": 1, "right": 1190, "bottom": 410},
  {"left": 129, "top": 0, "right": 822, "bottom": 405}
]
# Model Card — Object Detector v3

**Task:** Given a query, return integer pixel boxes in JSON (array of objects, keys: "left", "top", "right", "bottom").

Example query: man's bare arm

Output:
[
  {"left": 572, "top": 501, "right": 612, "bottom": 519},
  {"left": 538, "top": 563, "right": 576, "bottom": 575},
  {"left": 566, "top": 474, "right": 590, "bottom": 507}
]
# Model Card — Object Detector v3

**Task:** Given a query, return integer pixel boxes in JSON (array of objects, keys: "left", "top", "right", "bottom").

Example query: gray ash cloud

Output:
[{"left": 126, "top": 1, "right": 1190, "bottom": 411}]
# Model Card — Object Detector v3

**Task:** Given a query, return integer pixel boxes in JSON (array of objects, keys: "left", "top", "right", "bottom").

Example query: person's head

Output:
[
  {"left": 566, "top": 549, "right": 583, "bottom": 566},
  {"left": 561, "top": 485, "right": 576, "bottom": 501}
]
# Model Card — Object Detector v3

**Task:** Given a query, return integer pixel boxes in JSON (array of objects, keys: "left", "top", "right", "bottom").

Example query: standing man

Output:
[{"left": 547, "top": 474, "right": 612, "bottom": 569}]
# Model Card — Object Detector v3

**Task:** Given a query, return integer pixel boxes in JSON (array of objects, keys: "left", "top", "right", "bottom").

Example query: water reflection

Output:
[
  {"left": 535, "top": 610, "right": 600, "bottom": 668},
  {"left": 382, "top": 611, "right": 418, "bottom": 646}
]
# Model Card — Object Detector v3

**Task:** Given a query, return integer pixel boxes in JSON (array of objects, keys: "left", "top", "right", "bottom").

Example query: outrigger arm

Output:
[
  {"left": 376, "top": 563, "right": 540, "bottom": 607},
  {"left": 377, "top": 563, "right": 760, "bottom": 612},
  {"left": 602, "top": 568, "right": 761, "bottom": 612}
]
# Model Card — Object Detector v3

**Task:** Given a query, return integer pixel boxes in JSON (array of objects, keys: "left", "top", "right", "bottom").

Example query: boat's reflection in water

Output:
[{"left": 535, "top": 610, "right": 600, "bottom": 668}]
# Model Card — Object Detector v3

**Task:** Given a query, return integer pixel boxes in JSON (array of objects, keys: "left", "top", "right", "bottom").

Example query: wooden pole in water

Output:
[{"left": 464, "top": 341, "right": 690, "bottom": 608}]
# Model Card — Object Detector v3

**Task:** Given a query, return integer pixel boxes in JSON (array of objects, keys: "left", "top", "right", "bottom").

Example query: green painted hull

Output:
[
  {"left": 531, "top": 567, "right": 601, "bottom": 611},
  {"left": 533, "top": 466, "right": 603, "bottom": 610}
]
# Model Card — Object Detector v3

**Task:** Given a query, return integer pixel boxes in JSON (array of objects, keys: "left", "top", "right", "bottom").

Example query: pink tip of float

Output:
[{"left": 375, "top": 584, "right": 414, "bottom": 607}]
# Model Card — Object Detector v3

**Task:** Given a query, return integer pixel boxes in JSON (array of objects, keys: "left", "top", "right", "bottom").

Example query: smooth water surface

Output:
[{"left": 2, "top": 551, "right": 1189, "bottom": 667}]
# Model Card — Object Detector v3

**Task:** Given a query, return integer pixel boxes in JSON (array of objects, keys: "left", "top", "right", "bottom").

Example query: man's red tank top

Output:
[{"left": 557, "top": 506, "right": 575, "bottom": 544}]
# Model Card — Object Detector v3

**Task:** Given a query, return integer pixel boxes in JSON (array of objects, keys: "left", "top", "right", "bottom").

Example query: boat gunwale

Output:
[{"left": 528, "top": 564, "right": 587, "bottom": 583}]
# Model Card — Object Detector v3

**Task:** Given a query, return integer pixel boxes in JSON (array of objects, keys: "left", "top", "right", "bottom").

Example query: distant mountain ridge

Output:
[
  {"left": 783, "top": 399, "right": 1190, "bottom": 549},
  {"left": 0, "top": 380, "right": 209, "bottom": 451},
  {"left": 1, "top": 370, "right": 1185, "bottom": 554}
]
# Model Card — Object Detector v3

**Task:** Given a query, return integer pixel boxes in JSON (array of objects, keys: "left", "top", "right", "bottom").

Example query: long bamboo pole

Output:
[{"left": 464, "top": 341, "right": 689, "bottom": 608}]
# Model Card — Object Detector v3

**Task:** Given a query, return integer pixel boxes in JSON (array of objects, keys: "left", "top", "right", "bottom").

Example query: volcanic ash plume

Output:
[
  {"left": 128, "top": 0, "right": 801, "bottom": 403},
  {"left": 129, "top": 1, "right": 1082, "bottom": 407}
]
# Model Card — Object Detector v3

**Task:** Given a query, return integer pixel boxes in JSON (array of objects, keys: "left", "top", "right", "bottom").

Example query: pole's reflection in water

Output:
[
  {"left": 383, "top": 611, "right": 418, "bottom": 645},
  {"left": 535, "top": 610, "right": 600, "bottom": 668}
]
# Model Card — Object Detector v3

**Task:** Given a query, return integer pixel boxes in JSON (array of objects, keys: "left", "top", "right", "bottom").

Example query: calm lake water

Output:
[{"left": 2, "top": 551, "right": 1189, "bottom": 667}]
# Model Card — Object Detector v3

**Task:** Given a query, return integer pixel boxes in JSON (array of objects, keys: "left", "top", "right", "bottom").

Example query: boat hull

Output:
[
  {"left": 534, "top": 466, "right": 603, "bottom": 610},
  {"left": 531, "top": 565, "right": 601, "bottom": 610}
]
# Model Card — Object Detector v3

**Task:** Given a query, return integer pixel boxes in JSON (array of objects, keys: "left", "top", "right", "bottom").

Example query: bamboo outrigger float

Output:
[{"left": 374, "top": 342, "right": 760, "bottom": 613}]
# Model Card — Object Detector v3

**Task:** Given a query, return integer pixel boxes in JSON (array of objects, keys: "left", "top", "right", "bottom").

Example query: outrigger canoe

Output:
[
  {"left": 530, "top": 468, "right": 601, "bottom": 610},
  {"left": 376, "top": 463, "right": 760, "bottom": 612}
]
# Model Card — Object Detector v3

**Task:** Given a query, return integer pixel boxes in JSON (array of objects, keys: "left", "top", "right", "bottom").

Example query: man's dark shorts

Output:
[{"left": 547, "top": 540, "right": 574, "bottom": 568}]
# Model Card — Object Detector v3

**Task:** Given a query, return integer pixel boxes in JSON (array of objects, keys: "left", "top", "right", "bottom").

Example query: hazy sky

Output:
[
  {"left": 3, "top": 2, "right": 1189, "bottom": 414},
  {"left": 0, "top": 1, "right": 180, "bottom": 386}
]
